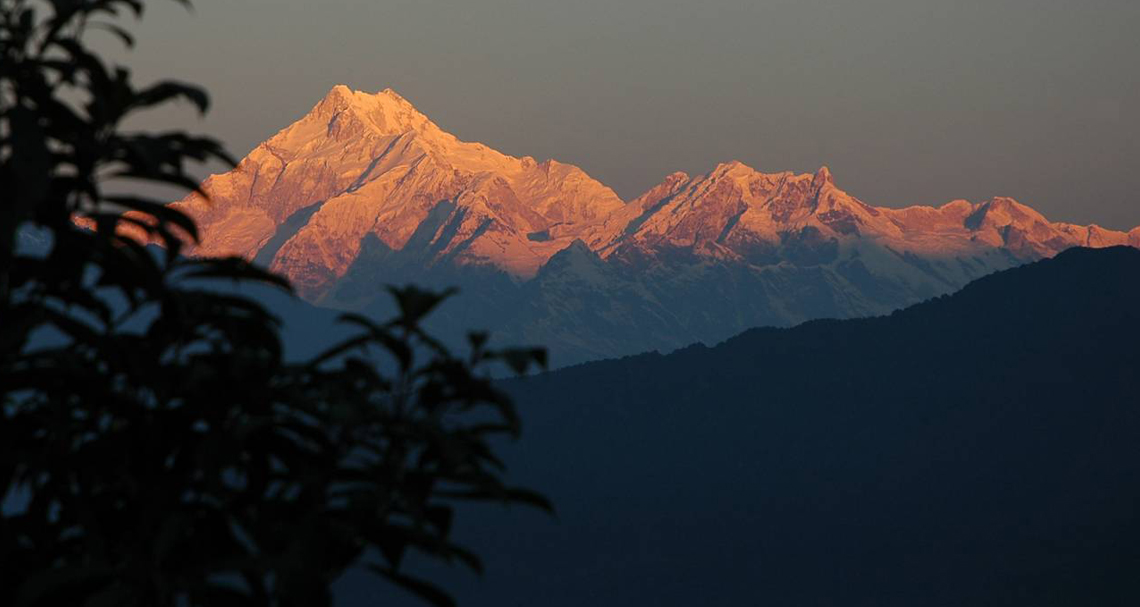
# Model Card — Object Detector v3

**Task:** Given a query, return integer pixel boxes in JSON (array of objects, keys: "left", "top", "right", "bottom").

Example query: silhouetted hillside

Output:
[{"left": 339, "top": 246, "right": 1140, "bottom": 606}]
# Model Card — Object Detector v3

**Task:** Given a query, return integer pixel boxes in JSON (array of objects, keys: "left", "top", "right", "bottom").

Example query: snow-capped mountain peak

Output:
[
  {"left": 311, "top": 85, "right": 437, "bottom": 137},
  {"left": 171, "top": 86, "right": 623, "bottom": 297},
  {"left": 812, "top": 165, "right": 835, "bottom": 188},
  {"left": 164, "top": 86, "right": 1139, "bottom": 364}
]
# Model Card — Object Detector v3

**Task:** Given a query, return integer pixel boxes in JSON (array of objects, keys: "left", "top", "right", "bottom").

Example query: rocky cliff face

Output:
[{"left": 169, "top": 86, "right": 1140, "bottom": 365}]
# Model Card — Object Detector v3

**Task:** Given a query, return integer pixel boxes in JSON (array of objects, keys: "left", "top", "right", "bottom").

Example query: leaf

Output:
[
  {"left": 386, "top": 285, "right": 457, "bottom": 327},
  {"left": 375, "top": 532, "right": 408, "bottom": 570},
  {"left": 489, "top": 347, "right": 548, "bottom": 375},
  {"left": 88, "top": 21, "right": 135, "bottom": 48},
  {"left": 435, "top": 486, "right": 555, "bottom": 514},
  {"left": 424, "top": 504, "right": 453, "bottom": 536},
  {"left": 328, "top": 313, "right": 413, "bottom": 370},
  {"left": 101, "top": 195, "right": 200, "bottom": 243},
  {"left": 80, "top": 582, "right": 135, "bottom": 607},
  {"left": 466, "top": 331, "right": 489, "bottom": 363},
  {"left": 369, "top": 567, "right": 456, "bottom": 607},
  {"left": 13, "top": 564, "right": 114, "bottom": 607},
  {"left": 179, "top": 257, "right": 292, "bottom": 291},
  {"left": 7, "top": 106, "right": 52, "bottom": 222},
  {"left": 131, "top": 80, "right": 211, "bottom": 115},
  {"left": 187, "top": 584, "right": 254, "bottom": 607}
]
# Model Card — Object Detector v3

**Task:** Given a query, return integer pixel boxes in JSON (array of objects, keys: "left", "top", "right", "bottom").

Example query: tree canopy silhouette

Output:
[{"left": 0, "top": 2, "right": 549, "bottom": 606}]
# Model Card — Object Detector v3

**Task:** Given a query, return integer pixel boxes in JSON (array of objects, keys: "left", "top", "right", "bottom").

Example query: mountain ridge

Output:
[
  {"left": 174, "top": 86, "right": 1140, "bottom": 285},
  {"left": 164, "top": 86, "right": 1140, "bottom": 365}
]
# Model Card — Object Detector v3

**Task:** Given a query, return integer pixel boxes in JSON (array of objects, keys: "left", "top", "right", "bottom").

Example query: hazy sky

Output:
[{"left": 118, "top": 0, "right": 1140, "bottom": 229}]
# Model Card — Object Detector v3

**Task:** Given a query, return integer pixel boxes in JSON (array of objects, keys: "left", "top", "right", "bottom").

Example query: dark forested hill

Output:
[{"left": 339, "top": 246, "right": 1140, "bottom": 606}]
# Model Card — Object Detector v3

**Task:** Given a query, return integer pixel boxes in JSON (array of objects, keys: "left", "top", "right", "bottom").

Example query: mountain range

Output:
[
  {"left": 171, "top": 86, "right": 1140, "bottom": 365},
  {"left": 335, "top": 246, "right": 1140, "bottom": 606}
]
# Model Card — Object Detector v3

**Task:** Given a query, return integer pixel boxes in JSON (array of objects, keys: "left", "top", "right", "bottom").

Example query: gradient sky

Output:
[{"left": 116, "top": 0, "right": 1140, "bottom": 229}]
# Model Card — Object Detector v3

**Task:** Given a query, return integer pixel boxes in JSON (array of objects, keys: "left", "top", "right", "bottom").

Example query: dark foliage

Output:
[
  {"left": 1, "top": 2, "right": 547, "bottom": 606},
  {"left": 411, "top": 247, "right": 1140, "bottom": 606}
]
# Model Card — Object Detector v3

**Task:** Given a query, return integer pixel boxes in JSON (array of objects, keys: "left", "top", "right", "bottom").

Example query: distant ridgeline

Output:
[
  {"left": 165, "top": 86, "right": 1140, "bottom": 367},
  {"left": 331, "top": 246, "right": 1140, "bottom": 606}
]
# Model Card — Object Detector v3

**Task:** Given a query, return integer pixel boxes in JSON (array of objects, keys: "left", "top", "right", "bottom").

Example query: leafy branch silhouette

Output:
[{"left": 1, "top": 2, "right": 549, "bottom": 606}]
